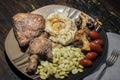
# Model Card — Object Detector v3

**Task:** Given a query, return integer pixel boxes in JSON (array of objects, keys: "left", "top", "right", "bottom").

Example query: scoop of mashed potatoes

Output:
[{"left": 45, "top": 11, "right": 77, "bottom": 45}]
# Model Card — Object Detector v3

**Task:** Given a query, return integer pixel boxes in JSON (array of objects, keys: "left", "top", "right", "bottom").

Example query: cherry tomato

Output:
[
  {"left": 90, "top": 42, "right": 102, "bottom": 53},
  {"left": 93, "top": 39, "right": 103, "bottom": 45},
  {"left": 79, "top": 59, "right": 92, "bottom": 67},
  {"left": 89, "top": 30, "right": 100, "bottom": 40},
  {"left": 85, "top": 52, "right": 98, "bottom": 60}
]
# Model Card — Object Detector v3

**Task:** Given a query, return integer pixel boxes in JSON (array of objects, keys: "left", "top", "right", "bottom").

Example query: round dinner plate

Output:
[{"left": 5, "top": 5, "right": 108, "bottom": 80}]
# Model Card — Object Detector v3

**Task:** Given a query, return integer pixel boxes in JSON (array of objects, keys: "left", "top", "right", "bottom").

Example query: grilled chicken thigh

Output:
[
  {"left": 13, "top": 13, "right": 45, "bottom": 48},
  {"left": 26, "top": 33, "right": 52, "bottom": 74},
  {"left": 27, "top": 36, "right": 52, "bottom": 59}
]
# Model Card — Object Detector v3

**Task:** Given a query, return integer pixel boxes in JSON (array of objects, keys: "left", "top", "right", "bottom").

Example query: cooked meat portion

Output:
[
  {"left": 74, "top": 13, "right": 90, "bottom": 51},
  {"left": 26, "top": 54, "right": 39, "bottom": 75},
  {"left": 27, "top": 36, "right": 53, "bottom": 60},
  {"left": 13, "top": 13, "right": 45, "bottom": 47},
  {"left": 26, "top": 35, "right": 53, "bottom": 74}
]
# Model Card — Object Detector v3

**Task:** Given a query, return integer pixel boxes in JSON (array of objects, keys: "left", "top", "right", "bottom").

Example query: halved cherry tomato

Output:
[
  {"left": 93, "top": 39, "right": 103, "bottom": 45},
  {"left": 85, "top": 52, "right": 98, "bottom": 60},
  {"left": 90, "top": 42, "right": 102, "bottom": 53},
  {"left": 89, "top": 30, "right": 100, "bottom": 40},
  {"left": 79, "top": 59, "right": 92, "bottom": 67}
]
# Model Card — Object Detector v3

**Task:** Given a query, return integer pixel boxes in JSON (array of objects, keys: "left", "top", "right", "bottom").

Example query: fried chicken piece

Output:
[
  {"left": 74, "top": 13, "right": 90, "bottom": 51},
  {"left": 13, "top": 13, "right": 45, "bottom": 48}
]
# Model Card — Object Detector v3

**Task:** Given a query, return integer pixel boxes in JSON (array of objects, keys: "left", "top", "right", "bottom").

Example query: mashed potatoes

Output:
[{"left": 45, "top": 11, "right": 77, "bottom": 45}]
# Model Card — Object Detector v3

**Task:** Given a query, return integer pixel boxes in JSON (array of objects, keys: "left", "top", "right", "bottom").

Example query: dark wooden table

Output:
[{"left": 0, "top": 0, "right": 120, "bottom": 80}]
